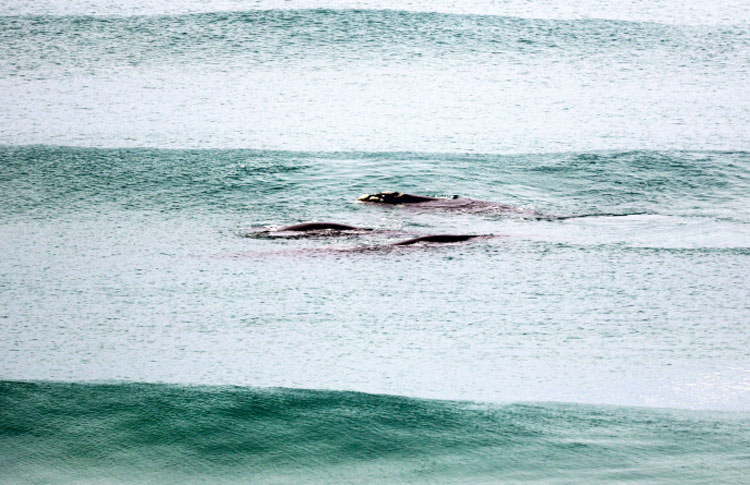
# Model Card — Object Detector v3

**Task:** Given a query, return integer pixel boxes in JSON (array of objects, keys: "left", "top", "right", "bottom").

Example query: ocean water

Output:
[
  {"left": 2, "top": 382, "right": 750, "bottom": 484},
  {"left": 1, "top": 1, "right": 749, "bottom": 483}
]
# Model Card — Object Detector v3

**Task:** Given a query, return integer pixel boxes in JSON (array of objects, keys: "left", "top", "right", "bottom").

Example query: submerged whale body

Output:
[
  {"left": 358, "top": 191, "right": 542, "bottom": 217},
  {"left": 357, "top": 191, "right": 646, "bottom": 219}
]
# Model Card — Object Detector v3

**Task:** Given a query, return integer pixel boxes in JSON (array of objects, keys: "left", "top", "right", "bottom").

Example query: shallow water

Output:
[
  {"left": 2, "top": 147, "right": 748, "bottom": 411},
  {"left": 1, "top": 1, "right": 749, "bottom": 482},
  {"left": 1, "top": 9, "right": 748, "bottom": 152}
]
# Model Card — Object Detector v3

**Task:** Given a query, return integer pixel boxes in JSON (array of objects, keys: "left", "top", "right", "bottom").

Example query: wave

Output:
[
  {"left": 1, "top": 8, "right": 746, "bottom": 153},
  {"left": 1, "top": 146, "right": 748, "bottom": 219},
  {"left": 1, "top": 0, "right": 749, "bottom": 26},
  {"left": 2, "top": 380, "right": 749, "bottom": 483},
  {"left": 3, "top": 9, "right": 747, "bottom": 74}
]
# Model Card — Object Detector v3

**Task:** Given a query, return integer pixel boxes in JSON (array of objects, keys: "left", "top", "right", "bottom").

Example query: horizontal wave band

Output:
[
  {"left": 2, "top": 146, "right": 748, "bottom": 230},
  {"left": 2, "top": 380, "right": 749, "bottom": 483},
  {"left": 1, "top": 0, "right": 748, "bottom": 26}
]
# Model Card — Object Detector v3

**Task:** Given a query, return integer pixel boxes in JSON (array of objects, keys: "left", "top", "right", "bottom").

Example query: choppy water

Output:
[{"left": 1, "top": 1, "right": 749, "bottom": 483}]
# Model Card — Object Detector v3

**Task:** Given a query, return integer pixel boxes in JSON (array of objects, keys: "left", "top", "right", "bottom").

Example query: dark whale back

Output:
[
  {"left": 279, "top": 222, "right": 361, "bottom": 232},
  {"left": 358, "top": 192, "right": 439, "bottom": 204},
  {"left": 391, "top": 234, "right": 483, "bottom": 246},
  {"left": 358, "top": 191, "right": 545, "bottom": 217}
]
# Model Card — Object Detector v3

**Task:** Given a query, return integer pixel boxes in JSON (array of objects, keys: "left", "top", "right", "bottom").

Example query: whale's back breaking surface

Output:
[
  {"left": 279, "top": 222, "right": 362, "bottom": 232},
  {"left": 240, "top": 221, "right": 375, "bottom": 239},
  {"left": 357, "top": 192, "right": 439, "bottom": 204},
  {"left": 358, "top": 191, "right": 542, "bottom": 217},
  {"left": 391, "top": 234, "right": 489, "bottom": 246}
]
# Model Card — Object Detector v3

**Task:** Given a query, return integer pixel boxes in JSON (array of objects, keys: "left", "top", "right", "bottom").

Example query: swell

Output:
[
  {"left": 2, "top": 9, "right": 747, "bottom": 74},
  {"left": 2, "top": 380, "right": 749, "bottom": 483},
  {"left": 1, "top": 0, "right": 750, "bottom": 26},
  {"left": 1, "top": 146, "right": 748, "bottom": 219}
]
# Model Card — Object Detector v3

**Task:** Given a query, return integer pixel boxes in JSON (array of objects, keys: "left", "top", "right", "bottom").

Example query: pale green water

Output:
[
  {"left": 1, "top": 3, "right": 749, "bottom": 483},
  {"left": 2, "top": 147, "right": 748, "bottom": 410}
]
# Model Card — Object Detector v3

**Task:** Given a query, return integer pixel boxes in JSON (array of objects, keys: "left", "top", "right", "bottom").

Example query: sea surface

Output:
[{"left": 1, "top": 1, "right": 749, "bottom": 483}]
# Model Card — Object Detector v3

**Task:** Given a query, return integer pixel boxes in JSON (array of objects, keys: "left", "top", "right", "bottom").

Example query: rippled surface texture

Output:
[
  {"left": 3, "top": 381, "right": 749, "bottom": 484},
  {"left": 1, "top": 0, "right": 749, "bottom": 483},
  {"left": 1, "top": 8, "right": 749, "bottom": 151}
]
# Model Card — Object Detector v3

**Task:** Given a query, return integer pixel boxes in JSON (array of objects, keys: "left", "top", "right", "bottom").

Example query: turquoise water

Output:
[
  {"left": 1, "top": 1, "right": 749, "bottom": 483},
  {"left": 2, "top": 381, "right": 749, "bottom": 484}
]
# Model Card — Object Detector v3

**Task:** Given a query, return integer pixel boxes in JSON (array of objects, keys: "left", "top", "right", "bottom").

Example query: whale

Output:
[
  {"left": 277, "top": 222, "right": 365, "bottom": 232},
  {"left": 390, "top": 234, "right": 489, "bottom": 246},
  {"left": 224, "top": 230, "right": 496, "bottom": 258},
  {"left": 357, "top": 191, "right": 542, "bottom": 217},
  {"left": 358, "top": 192, "right": 444, "bottom": 205},
  {"left": 240, "top": 221, "right": 374, "bottom": 239},
  {"left": 356, "top": 191, "right": 647, "bottom": 220}
]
